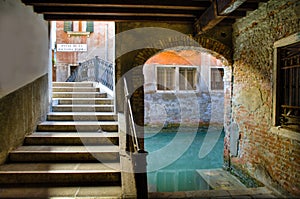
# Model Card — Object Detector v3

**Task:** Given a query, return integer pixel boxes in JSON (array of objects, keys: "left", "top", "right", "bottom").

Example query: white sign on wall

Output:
[{"left": 57, "top": 44, "right": 87, "bottom": 52}]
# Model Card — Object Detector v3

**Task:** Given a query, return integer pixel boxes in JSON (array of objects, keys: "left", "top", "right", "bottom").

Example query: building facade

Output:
[
  {"left": 144, "top": 49, "right": 225, "bottom": 128},
  {"left": 54, "top": 21, "right": 114, "bottom": 82}
]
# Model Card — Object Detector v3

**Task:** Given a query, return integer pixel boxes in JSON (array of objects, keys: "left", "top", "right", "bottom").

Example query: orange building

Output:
[{"left": 53, "top": 21, "right": 114, "bottom": 81}]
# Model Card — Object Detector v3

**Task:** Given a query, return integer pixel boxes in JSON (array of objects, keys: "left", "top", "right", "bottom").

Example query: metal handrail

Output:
[
  {"left": 123, "top": 79, "right": 149, "bottom": 199},
  {"left": 124, "top": 77, "right": 141, "bottom": 152},
  {"left": 65, "top": 56, "right": 114, "bottom": 91},
  {"left": 95, "top": 57, "right": 114, "bottom": 90}
]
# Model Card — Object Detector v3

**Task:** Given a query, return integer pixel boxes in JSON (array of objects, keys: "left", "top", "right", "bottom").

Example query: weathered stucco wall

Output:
[
  {"left": 0, "top": 75, "right": 48, "bottom": 164},
  {"left": 0, "top": 0, "right": 48, "bottom": 98},
  {"left": 145, "top": 92, "right": 224, "bottom": 128},
  {"left": 0, "top": 0, "right": 49, "bottom": 164},
  {"left": 226, "top": 0, "right": 300, "bottom": 196},
  {"left": 143, "top": 50, "right": 225, "bottom": 127}
]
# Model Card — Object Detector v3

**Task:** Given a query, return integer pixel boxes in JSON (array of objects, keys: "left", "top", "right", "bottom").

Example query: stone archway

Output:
[
  {"left": 121, "top": 34, "right": 233, "bottom": 141},
  {"left": 132, "top": 34, "right": 233, "bottom": 130},
  {"left": 141, "top": 38, "right": 233, "bottom": 192}
]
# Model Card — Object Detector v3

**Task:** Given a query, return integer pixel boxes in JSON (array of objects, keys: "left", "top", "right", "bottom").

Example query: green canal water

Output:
[{"left": 145, "top": 127, "right": 225, "bottom": 192}]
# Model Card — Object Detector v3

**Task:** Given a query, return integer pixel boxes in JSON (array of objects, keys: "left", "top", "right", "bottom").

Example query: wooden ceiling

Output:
[{"left": 21, "top": 0, "right": 268, "bottom": 33}]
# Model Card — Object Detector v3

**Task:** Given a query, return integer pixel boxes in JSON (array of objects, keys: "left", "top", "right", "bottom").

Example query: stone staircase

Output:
[{"left": 0, "top": 82, "right": 122, "bottom": 198}]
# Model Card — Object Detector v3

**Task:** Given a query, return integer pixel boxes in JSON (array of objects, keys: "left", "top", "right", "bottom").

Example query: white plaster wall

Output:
[{"left": 0, "top": 0, "right": 49, "bottom": 98}]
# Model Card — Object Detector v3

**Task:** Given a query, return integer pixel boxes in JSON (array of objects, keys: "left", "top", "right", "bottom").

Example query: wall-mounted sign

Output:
[{"left": 57, "top": 44, "right": 87, "bottom": 52}]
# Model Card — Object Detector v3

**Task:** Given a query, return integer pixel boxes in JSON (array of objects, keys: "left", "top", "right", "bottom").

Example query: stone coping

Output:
[
  {"left": 148, "top": 186, "right": 277, "bottom": 198},
  {"left": 144, "top": 125, "right": 224, "bottom": 133},
  {"left": 270, "top": 127, "right": 300, "bottom": 142}
]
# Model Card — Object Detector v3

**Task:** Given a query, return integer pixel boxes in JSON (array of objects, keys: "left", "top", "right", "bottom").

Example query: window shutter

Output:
[
  {"left": 64, "top": 21, "right": 73, "bottom": 32},
  {"left": 86, "top": 21, "right": 94, "bottom": 32}
]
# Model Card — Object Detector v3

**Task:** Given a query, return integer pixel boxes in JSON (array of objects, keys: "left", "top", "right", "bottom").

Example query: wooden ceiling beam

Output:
[
  {"left": 41, "top": 13, "right": 196, "bottom": 18},
  {"left": 33, "top": 6, "right": 204, "bottom": 17},
  {"left": 22, "top": 0, "right": 211, "bottom": 10},
  {"left": 195, "top": 0, "right": 247, "bottom": 33},
  {"left": 21, "top": 0, "right": 264, "bottom": 28},
  {"left": 217, "top": 0, "right": 247, "bottom": 15},
  {"left": 43, "top": 14, "right": 195, "bottom": 22}
]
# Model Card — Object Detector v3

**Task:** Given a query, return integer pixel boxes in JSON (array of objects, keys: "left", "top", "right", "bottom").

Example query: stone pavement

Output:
[
  {"left": 149, "top": 169, "right": 283, "bottom": 198},
  {"left": 149, "top": 187, "right": 279, "bottom": 198}
]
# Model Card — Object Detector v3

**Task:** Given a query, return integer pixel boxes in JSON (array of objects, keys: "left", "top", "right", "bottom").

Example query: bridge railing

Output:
[{"left": 66, "top": 56, "right": 114, "bottom": 91}]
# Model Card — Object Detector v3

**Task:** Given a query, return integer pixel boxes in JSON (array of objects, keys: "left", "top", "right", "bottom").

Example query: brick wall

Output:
[{"left": 225, "top": 0, "right": 300, "bottom": 196}]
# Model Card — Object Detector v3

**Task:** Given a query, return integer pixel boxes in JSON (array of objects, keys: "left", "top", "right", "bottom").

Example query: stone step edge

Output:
[
  {"left": 26, "top": 132, "right": 119, "bottom": 137},
  {"left": 52, "top": 97, "right": 113, "bottom": 100},
  {"left": 52, "top": 86, "right": 98, "bottom": 89},
  {"left": 10, "top": 148, "right": 120, "bottom": 153},
  {"left": 52, "top": 92, "right": 104, "bottom": 94},
  {"left": 10, "top": 144, "right": 119, "bottom": 151},
  {"left": 0, "top": 170, "right": 120, "bottom": 174},
  {"left": 0, "top": 186, "right": 122, "bottom": 199},
  {"left": 52, "top": 82, "right": 94, "bottom": 86},
  {"left": 47, "top": 112, "right": 117, "bottom": 115},
  {"left": 27, "top": 131, "right": 119, "bottom": 134},
  {"left": 52, "top": 105, "right": 114, "bottom": 107}
]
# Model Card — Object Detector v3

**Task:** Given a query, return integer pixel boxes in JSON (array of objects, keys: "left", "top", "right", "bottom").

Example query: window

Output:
[
  {"left": 274, "top": 39, "right": 300, "bottom": 131},
  {"left": 157, "top": 67, "right": 176, "bottom": 90},
  {"left": 64, "top": 21, "right": 94, "bottom": 37},
  {"left": 210, "top": 67, "right": 224, "bottom": 91},
  {"left": 156, "top": 65, "right": 197, "bottom": 91},
  {"left": 64, "top": 21, "right": 73, "bottom": 32},
  {"left": 179, "top": 67, "right": 197, "bottom": 90},
  {"left": 86, "top": 21, "right": 94, "bottom": 32}
]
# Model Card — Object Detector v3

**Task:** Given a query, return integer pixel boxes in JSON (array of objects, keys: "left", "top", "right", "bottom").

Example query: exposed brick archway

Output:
[{"left": 133, "top": 35, "right": 232, "bottom": 66}]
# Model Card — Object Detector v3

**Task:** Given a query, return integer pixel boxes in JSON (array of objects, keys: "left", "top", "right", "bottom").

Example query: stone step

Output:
[
  {"left": 52, "top": 92, "right": 107, "bottom": 98},
  {"left": 52, "top": 82, "right": 94, "bottom": 87},
  {"left": 24, "top": 132, "right": 119, "bottom": 145},
  {"left": 9, "top": 146, "right": 120, "bottom": 162},
  {"left": 52, "top": 105, "right": 114, "bottom": 112},
  {"left": 37, "top": 121, "right": 118, "bottom": 132},
  {"left": 0, "top": 186, "right": 122, "bottom": 198},
  {"left": 0, "top": 163, "right": 120, "bottom": 186},
  {"left": 52, "top": 87, "right": 100, "bottom": 92},
  {"left": 47, "top": 112, "right": 117, "bottom": 121},
  {"left": 53, "top": 98, "right": 113, "bottom": 105}
]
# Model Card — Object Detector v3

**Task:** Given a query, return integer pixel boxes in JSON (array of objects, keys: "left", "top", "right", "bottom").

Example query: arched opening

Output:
[{"left": 141, "top": 46, "right": 232, "bottom": 192}]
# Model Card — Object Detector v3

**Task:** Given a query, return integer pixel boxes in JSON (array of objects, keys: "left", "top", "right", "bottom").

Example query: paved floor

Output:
[
  {"left": 149, "top": 187, "right": 279, "bottom": 198},
  {"left": 149, "top": 169, "right": 282, "bottom": 198},
  {"left": 0, "top": 169, "right": 287, "bottom": 198},
  {"left": 0, "top": 186, "right": 123, "bottom": 199}
]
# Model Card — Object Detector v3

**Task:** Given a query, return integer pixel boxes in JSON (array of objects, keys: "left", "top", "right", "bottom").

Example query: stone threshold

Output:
[{"left": 148, "top": 187, "right": 277, "bottom": 198}]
